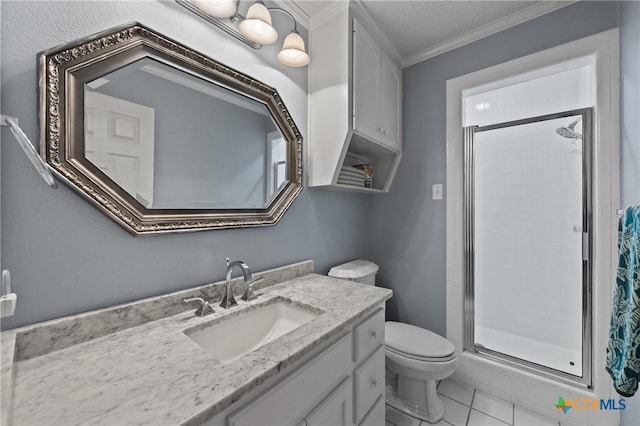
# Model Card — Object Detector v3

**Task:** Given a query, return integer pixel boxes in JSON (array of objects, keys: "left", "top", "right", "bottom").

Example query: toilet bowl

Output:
[
  {"left": 384, "top": 321, "right": 458, "bottom": 423},
  {"left": 328, "top": 260, "right": 458, "bottom": 424}
]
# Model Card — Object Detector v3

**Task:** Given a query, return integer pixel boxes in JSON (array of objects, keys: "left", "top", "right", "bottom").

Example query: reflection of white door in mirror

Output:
[
  {"left": 265, "top": 131, "right": 287, "bottom": 202},
  {"left": 274, "top": 161, "right": 286, "bottom": 194},
  {"left": 85, "top": 91, "right": 155, "bottom": 207}
]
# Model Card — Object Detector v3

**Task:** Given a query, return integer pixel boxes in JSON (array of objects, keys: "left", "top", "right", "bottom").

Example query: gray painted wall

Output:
[
  {"left": 0, "top": 0, "right": 367, "bottom": 329},
  {"left": 619, "top": 2, "right": 640, "bottom": 424},
  {"left": 620, "top": 1, "right": 640, "bottom": 209},
  {"left": 368, "top": 1, "right": 620, "bottom": 337},
  {"left": 98, "top": 70, "right": 272, "bottom": 209}
]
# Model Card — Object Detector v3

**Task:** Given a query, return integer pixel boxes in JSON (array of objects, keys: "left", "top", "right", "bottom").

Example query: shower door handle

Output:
[{"left": 582, "top": 232, "right": 590, "bottom": 261}]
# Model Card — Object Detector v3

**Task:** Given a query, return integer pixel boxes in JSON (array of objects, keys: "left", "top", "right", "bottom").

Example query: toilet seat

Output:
[
  {"left": 385, "top": 321, "right": 455, "bottom": 360},
  {"left": 386, "top": 345, "right": 456, "bottom": 363}
]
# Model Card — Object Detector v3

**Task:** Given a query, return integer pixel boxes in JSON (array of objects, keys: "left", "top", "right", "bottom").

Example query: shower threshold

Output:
[{"left": 475, "top": 326, "right": 581, "bottom": 376}]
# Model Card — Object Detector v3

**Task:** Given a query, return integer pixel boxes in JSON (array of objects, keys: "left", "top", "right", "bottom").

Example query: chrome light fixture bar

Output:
[{"left": 176, "top": 0, "right": 310, "bottom": 67}]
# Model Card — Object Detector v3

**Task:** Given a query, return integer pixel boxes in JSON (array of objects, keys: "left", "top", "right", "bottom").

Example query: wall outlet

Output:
[{"left": 432, "top": 184, "right": 443, "bottom": 200}]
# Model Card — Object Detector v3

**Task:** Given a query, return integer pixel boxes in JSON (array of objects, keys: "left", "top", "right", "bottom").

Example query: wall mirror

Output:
[{"left": 40, "top": 23, "right": 302, "bottom": 235}]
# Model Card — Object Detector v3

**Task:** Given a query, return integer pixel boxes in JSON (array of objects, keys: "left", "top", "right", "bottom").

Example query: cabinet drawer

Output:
[
  {"left": 360, "top": 395, "right": 385, "bottom": 426},
  {"left": 304, "top": 377, "right": 352, "bottom": 426},
  {"left": 354, "top": 309, "right": 384, "bottom": 362},
  {"left": 354, "top": 346, "right": 385, "bottom": 425},
  {"left": 228, "top": 333, "right": 352, "bottom": 426}
]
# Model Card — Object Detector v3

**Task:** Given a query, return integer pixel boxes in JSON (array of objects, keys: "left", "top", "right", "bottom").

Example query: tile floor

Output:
[{"left": 385, "top": 378, "right": 562, "bottom": 426}]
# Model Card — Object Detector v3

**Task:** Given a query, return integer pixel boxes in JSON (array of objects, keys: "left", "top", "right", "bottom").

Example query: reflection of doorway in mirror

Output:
[
  {"left": 274, "top": 161, "right": 286, "bottom": 191},
  {"left": 266, "top": 131, "right": 287, "bottom": 202},
  {"left": 85, "top": 91, "right": 155, "bottom": 207}
]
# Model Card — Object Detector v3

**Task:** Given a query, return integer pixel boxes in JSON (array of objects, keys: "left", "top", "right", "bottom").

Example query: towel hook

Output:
[{"left": 1, "top": 114, "right": 57, "bottom": 188}]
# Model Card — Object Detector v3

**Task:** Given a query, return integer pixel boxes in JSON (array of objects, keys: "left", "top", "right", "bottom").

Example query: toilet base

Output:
[
  {"left": 386, "top": 389, "right": 445, "bottom": 424},
  {"left": 385, "top": 354, "right": 457, "bottom": 424}
]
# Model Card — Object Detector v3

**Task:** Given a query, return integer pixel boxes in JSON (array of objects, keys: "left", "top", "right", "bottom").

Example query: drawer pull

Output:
[
  {"left": 370, "top": 330, "right": 378, "bottom": 338},
  {"left": 370, "top": 378, "right": 378, "bottom": 388}
]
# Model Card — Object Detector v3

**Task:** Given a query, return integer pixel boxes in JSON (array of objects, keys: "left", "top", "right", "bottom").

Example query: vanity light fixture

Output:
[
  {"left": 177, "top": 0, "right": 310, "bottom": 67},
  {"left": 192, "top": 0, "right": 238, "bottom": 18},
  {"left": 239, "top": 1, "right": 279, "bottom": 44}
]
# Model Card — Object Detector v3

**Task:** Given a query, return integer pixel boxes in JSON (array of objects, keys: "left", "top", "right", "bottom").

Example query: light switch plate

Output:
[{"left": 432, "top": 184, "right": 443, "bottom": 200}]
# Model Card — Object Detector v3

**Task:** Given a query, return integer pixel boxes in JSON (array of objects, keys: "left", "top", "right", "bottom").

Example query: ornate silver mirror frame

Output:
[{"left": 39, "top": 22, "right": 303, "bottom": 235}]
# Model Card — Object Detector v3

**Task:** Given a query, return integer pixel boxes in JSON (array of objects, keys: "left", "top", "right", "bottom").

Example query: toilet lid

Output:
[{"left": 385, "top": 321, "right": 455, "bottom": 359}]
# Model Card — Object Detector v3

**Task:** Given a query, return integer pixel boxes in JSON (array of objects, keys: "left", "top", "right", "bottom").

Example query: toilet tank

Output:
[{"left": 328, "top": 260, "right": 379, "bottom": 286}]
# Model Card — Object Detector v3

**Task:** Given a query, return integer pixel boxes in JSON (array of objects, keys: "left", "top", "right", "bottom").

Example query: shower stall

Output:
[{"left": 463, "top": 107, "right": 593, "bottom": 386}]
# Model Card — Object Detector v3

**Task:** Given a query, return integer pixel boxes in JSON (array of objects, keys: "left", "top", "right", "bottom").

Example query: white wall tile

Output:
[{"left": 473, "top": 365, "right": 493, "bottom": 393}]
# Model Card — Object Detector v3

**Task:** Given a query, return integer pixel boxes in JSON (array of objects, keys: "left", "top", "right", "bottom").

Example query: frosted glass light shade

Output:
[
  {"left": 277, "top": 32, "right": 310, "bottom": 67},
  {"left": 239, "top": 2, "right": 278, "bottom": 45},
  {"left": 192, "top": 0, "right": 237, "bottom": 18}
]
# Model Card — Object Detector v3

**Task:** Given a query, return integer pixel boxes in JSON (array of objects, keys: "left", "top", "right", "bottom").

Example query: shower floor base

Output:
[{"left": 475, "top": 326, "right": 582, "bottom": 376}]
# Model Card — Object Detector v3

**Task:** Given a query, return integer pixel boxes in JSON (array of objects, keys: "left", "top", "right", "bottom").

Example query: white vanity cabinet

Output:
[
  {"left": 308, "top": 3, "right": 402, "bottom": 192},
  {"left": 203, "top": 306, "right": 386, "bottom": 426},
  {"left": 302, "top": 377, "right": 353, "bottom": 426},
  {"left": 353, "top": 20, "right": 401, "bottom": 152}
]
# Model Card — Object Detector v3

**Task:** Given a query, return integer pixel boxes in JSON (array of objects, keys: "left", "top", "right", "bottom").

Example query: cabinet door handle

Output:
[
  {"left": 370, "top": 330, "right": 378, "bottom": 338},
  {"left": 370, "top": 378, "right": 378, "bottom": 387},
  {"left": 380, "top": 127, "right": 386, "bottom": 135}
]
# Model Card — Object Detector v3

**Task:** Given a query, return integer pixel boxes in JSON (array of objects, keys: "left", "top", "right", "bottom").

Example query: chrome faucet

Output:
[{"left": 220, "top": 258, "right": 263, "bottom": 308}]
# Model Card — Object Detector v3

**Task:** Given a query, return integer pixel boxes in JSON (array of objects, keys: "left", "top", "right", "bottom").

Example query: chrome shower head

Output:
[{"left": 555, "top": 118, "right": 582, "bottom": 139}]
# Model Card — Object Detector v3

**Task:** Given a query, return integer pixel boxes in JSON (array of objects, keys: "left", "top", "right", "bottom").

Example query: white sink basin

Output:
[{"left": 185, "top": 299, "right": 320, "bottom": 363}]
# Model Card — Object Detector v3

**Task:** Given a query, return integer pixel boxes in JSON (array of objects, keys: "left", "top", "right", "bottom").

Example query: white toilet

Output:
[{"left": 328, "top": 260, "right": 458, "bottom": 424}]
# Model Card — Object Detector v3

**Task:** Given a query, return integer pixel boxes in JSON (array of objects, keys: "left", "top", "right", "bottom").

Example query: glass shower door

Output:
[{"left": 464, "top": 109, "right": 592, "bottom": 384}]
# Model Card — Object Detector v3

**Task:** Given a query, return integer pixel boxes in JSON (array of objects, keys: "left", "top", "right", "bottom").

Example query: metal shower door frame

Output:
[{"left": 463, "top": 107, "right": 593, "bottom": 389}]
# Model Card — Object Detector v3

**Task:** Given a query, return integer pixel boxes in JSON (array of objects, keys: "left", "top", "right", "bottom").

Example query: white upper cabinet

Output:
[
  {"left": 379, "top": 52, "right": 401, "bottom": 151},
  {"left": 353, "top": 20, "right": 401, "bottom": 152},
  {"left": 353, "top": 20, "right": 381, "bottom": 143},
  {"left": 308, "top": 3, "right": 402, "bottom": 193}
]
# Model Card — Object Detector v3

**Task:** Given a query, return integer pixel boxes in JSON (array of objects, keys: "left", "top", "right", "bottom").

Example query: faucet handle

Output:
[
  {"left": 241, "top": 277, "right": 264, "bottom": 302},
  {"left": 183, "top": 297, "right": 215, "bottom": 317}
]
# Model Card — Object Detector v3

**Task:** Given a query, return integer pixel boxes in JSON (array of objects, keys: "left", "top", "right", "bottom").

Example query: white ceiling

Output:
[{"left": 290, "top": 0, "right": 574, "bottom": 67}]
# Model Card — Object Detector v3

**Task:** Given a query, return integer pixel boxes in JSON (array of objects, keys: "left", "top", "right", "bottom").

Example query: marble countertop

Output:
[{"left": 4, "top": 270, "right": 392, "bottom": 426}]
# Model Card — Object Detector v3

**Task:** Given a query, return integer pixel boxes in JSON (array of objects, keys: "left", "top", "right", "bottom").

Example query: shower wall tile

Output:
[
  {"left": 512, "top": 376, "right": 536, "bottom": 402},
  {"left": 512, "top": 396, "right": 536, "bottom": 412},
  {"left": 491, "top": 372, "right": 513, "bottom": 403},
  {"left": 595, "top": 227, "right": 613, "bottom": 258},
  {"left": 561, "top": 415, "right": 589, "bottom": 426},
  {"left": 533, "top": 379, "right": 567, "bottom": 408},
  {"left": 473, "top": 365, "right": 493, "bottom": 393},
  {"left": 533, "top": 404, "right": 561, "bottom": 423},
  {"left": 595, "top": 201, "right": 613, "bottom": 230},
  {"left": 564, "top": 406, "right": 589, "bottom": 424},
  {"left": 452, "top": 372, "right": 474, "bottom": 391},
  {"left": 596, "top": 112, "right": 613, "bottom": 171},
  {"left": 587, "top": 408, "right": 619, "bottom": 426}
]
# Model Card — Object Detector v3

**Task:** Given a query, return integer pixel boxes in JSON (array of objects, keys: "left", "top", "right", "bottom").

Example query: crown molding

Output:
[
  {"left": 402, "top": 1, "right": 577, "bottom": 68},
  {"left": 350, "top": 0, "right": 403, "bottom": 66},
  {"left": 308, "top": 1, "right": 349, "bottom": 30},
  {"left": 272, "top": 0, "right": 311, "bottom": 29}
]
